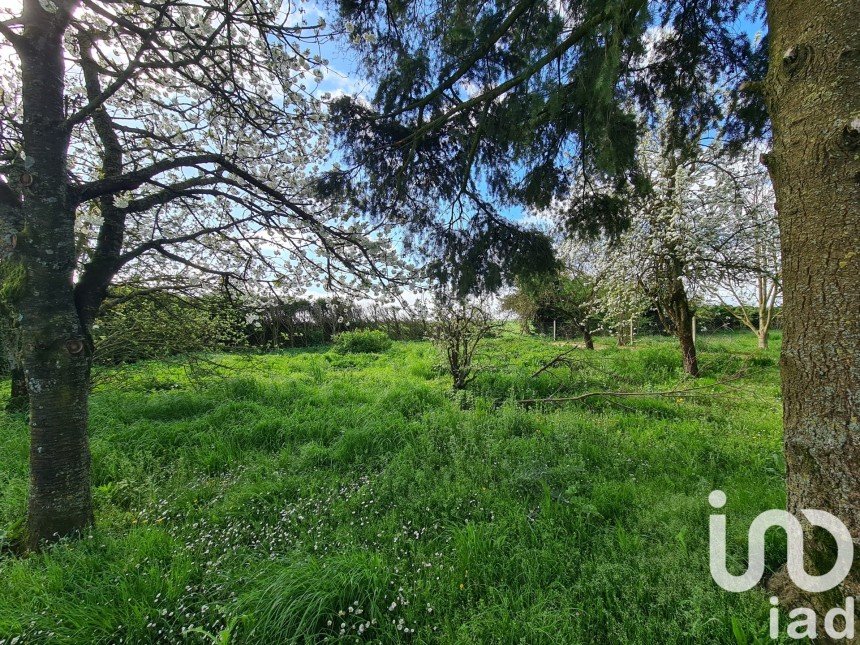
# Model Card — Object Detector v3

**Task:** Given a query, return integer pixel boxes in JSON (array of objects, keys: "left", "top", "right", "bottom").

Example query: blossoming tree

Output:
[{"left": 0, "top": 0, "right": 404, "bottom": 548}]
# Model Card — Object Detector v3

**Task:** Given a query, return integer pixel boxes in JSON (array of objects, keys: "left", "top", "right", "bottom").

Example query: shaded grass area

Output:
[{"left": 0, "top": 332, "right": 786, "bottom": 643}]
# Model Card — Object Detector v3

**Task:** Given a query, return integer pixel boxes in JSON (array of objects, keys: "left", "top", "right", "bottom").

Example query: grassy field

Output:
[{"left": 0, "top": 332, "right": 788, "bottom": 643}]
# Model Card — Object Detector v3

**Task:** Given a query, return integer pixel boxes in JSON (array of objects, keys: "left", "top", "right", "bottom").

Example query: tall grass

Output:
[{"left": 0, "top": 333, "right": 787, "bottom": 643}]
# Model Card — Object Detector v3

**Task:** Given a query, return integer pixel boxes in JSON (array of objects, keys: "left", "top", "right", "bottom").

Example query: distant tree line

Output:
[
  {"left": 0, "top": 290, "right": 427, "bottom": 379},
  {"left": 91, "top": 291, "right": 426, "bottom": 364}
]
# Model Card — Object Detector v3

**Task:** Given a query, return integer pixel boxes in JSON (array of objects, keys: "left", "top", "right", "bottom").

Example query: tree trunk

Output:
[
  {"left": 757, "top": 330, "right": 768, "bottom": 350},
  {"left": 677, "top": 324, "right": 698, "bottom": 378},
  {"left": 657, "top": 272, "right": 699, "bottom": 377},
  {"left": 764, "top": 0, "right": 860, "bottom": 605},
  {"left": 18, "top": 3, "right": 93, "bottom": 549},
  {"left": 73, "top": 31, "right": 127, "bottom": 334},
  {"left": 675, "top": 296, "right": 699, "bottom": 377},
  {"left": 7, "top": 365, "right": 28, "bottom": 412},
  {"left": 2, "top": 315, "right": 27, "bottom": 412},
  {"left": 581, "top": 325, "right": 595, "bottom": 350},
  {"left": 1, "top": 165, "right": 25, "bottom": 414}
]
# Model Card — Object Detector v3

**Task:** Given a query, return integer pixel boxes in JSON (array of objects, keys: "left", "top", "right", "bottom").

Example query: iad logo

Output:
[
  {"left": 708, "top": 490, "right": 856, "bottom": 640},
  {"left": 708, "top": 490, "right": 854, "bottom": 593}
]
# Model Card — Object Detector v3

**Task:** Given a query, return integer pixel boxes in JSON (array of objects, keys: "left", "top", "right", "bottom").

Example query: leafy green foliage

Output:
[
  {"left": 92, "top": 293, "right": 245, "bottom": 366},
  {"left": 331, "top": 329, "right": 393, "bottom": 354},
  {"left": 503, "top": 270, "right": 602, "bottom": 339},
  {"left": 426, "top": 221, "right": 558, "bottom": 296}
]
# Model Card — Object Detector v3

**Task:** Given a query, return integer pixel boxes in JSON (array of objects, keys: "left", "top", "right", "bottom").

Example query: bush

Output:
[
  {"left": 330, "top": 329, "right": 392, "bottom": 354},
  {"left": 92, "top": 292, "right": 245, "bottom": 365}
]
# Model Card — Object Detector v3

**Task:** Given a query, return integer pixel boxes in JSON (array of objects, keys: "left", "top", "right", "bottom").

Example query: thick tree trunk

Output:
[
  {"left": 18, "top": 3, "right": 93, "bottom": 549},
  {"left": 24, "top": 344, "right": 92, "bottom": 548},
  {"left": 757, "top": 330, "right": 768, "bottom": 350},
  {"left": 764, "top": 0, "right": 860, "bottom": 605}
]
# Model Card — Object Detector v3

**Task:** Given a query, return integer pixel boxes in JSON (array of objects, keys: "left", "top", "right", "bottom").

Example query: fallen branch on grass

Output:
[
  {"left": 517, "top": 372, "right": 749, "bottom": 407},
  {"left": 530, "top": 347, "right": 580, "bottom": 378}
]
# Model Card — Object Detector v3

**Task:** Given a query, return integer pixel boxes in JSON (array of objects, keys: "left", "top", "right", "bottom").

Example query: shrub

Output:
[
  {"left": 92, "top": 292, "right": 245, "bottom": 365},
  {"left": 428, "top": 295, "right": 499, "bottom": 390},
  {"left": 330, "top": 329, "right": 392, "bottom": 354}
]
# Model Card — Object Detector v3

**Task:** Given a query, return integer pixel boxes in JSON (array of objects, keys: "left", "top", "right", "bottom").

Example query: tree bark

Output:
[
  {"left": 653, "top": 270, "right": 699, "bottom": 377},
  {"left": 673, "top": 288, "right": 699, "bottom": 377},
  {"left": 764, "top": 0, "right": 860, "bottom": 605},
  {"left": 580, "top": 324, "right": 595, "bottom": 350},
  {"left": 7, "top": 365, "right": 28, "bottom": 412},
  {"left": 18, "top": 1, "right": 93, "bottom": 549},
  {"left": 678, "top": 323, "right": 698, "bottom": 378}
]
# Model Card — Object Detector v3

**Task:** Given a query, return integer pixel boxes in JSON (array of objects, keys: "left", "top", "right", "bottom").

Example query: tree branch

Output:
[
  {"left": 518, "top": 376, "right": 743, "bottom": 406},
  {"left": 0, "top": 21, "right": 23, "bottom": 48},
  {"left": 401, "top": 4, "right": 627, "bottom": 145},
  {"left": 116, "top": 214, "right": 257, "bottom": 267},
  {"left": 381, "top": 0, "right": 537, "bottom": 119},
  {"left": 74, "top": 154, "right": 228, "bottom": 203}
]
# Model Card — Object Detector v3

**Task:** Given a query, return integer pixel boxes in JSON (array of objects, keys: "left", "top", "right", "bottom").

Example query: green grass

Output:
[{"left": 0, "top": 332, "right": 788, "bottom": 643}]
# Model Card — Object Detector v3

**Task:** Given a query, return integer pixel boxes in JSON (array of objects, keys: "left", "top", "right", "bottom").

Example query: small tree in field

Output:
[
  {"left": 500, "top": 289, "right": 537, "bottom": 335},
  {"left": 556, "top": 234, "right": 645, "bottom": 348},
  {"left": 428, "top": 294, "right": 497, "bottom": 391}
]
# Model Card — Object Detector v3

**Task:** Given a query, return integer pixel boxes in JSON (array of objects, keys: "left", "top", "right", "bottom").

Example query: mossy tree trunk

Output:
[
  {"left": 764, "top": 0, "right": 860, "bottom": 604},
  {"left": 16, "top": 0, "right": 94, "bottom": 549},
  {"left": 1, "top": 310, "right": 27, "bottom": 413},
  {"left": 1, "top": 165, "right": 25, "bottom": 413}
]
